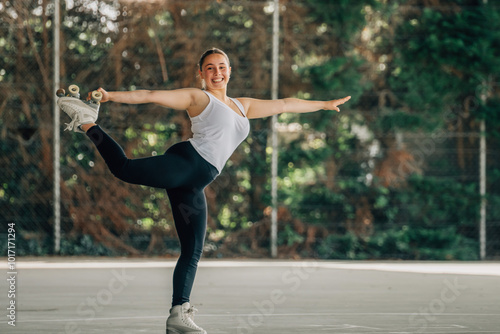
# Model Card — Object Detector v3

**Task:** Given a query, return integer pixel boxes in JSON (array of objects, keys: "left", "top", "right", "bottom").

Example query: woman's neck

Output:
[{"left": 206, "top": 88, "right": 228, "bottom": 102}]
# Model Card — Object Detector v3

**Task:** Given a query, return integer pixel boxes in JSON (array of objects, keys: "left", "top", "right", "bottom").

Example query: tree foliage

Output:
[{"left": 1, "top": 0, "right": 499, "bottom": 259}]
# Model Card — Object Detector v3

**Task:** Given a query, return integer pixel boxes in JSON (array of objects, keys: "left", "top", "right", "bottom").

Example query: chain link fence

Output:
[{"left": 1, "top": 0, "right": 499, "bottom": 259}]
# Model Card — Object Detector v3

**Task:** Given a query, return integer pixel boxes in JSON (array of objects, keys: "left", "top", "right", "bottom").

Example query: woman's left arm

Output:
[{"left": 238, "top": 96, "right": 351, "bottom": 119}]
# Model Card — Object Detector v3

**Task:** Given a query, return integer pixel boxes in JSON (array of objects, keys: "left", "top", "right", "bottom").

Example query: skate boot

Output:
[
  {"left": 56, "top": 84, "right": 102, "bottom": 133},
  {"left": 166, "top": 302, "right": 207, "bottom": 334}
]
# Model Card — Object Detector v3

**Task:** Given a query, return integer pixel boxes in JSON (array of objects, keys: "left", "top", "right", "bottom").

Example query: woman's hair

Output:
[{"left": 198, "top": 48, "right": 230, "bottom": 71}]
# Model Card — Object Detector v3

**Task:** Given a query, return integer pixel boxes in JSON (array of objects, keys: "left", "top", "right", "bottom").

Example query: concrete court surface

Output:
[{"left": 1, "top": 258, "right": 499, "bottom": 334}]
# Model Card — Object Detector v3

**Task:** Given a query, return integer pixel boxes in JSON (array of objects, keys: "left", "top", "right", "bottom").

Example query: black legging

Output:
[{"left": 86, "top": 125, "right": 218, "bottom": 306}]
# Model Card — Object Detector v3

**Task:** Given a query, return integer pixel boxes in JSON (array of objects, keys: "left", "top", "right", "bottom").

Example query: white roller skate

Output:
[
  {"left": 56, "top": 84, "right": 101, "bottom": 133},
  {"left": 166, "top": 302, "right": 207, "bottom": 334}
]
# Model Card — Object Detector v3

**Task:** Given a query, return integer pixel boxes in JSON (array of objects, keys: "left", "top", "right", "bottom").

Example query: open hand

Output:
[{"left": 325, "top": 96, "right": 351, "bottom": 112}]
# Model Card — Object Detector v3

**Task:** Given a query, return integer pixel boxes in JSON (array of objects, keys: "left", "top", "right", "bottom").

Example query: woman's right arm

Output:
[{"left": 98, "top": 87, "right": 203, "bottom": 111}]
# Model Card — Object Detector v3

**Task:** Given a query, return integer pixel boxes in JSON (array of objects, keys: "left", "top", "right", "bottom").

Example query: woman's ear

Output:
[{"left": 198, "top": 70, "right": 206, "bottom": 89}]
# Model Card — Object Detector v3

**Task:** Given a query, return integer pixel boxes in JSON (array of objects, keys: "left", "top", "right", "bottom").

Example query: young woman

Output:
[{"left": 57, "top": 48, "right": 351, "bottom": 334}]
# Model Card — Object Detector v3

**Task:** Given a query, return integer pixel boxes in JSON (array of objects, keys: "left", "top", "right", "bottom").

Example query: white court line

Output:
[
  {"left": 9, "top": 312, "right": 500, "bottom": 323},
  {"left": 3, "top": 259, "right": 500, "bottom": 276},
  {"left": 386, "top": 332, "right": 499, "bottom": 334},
  {"left": 313, "top": 261, "right": 500, "bottom": 277}
]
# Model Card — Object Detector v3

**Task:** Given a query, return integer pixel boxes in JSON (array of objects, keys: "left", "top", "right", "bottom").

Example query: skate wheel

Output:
[
  {"left": 56, "top": 88, "right": 65, "bottom": 97},
  {"left": 91, "top": 90, "right": 103, "bottom": 102},
  {"left": 68, "top": 84, "right": 80, "bottom": 96}
]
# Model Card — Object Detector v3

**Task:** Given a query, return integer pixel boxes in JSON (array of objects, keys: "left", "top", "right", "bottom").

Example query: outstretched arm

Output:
[
  {"left": 238, "top": 96, "right": 351, "bottom": 119},
  {"left": 97, "top": 87, "right": 203, "bottom": 111}
]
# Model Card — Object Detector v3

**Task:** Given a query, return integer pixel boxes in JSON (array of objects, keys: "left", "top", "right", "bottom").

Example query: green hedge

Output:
[{"left": 316, "top": 227, "right": 478, "bottom": 260}]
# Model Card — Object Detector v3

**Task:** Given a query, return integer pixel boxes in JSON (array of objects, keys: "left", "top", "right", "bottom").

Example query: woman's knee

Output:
[
  {"left": 108, "top": 162, "right": 129, "bottom": 182},
  {"left": 181, "top": 238, "right": 204, "bottom": 259},
  {"left": 107, "top": 159, "right": 142, "bottom": 185}
]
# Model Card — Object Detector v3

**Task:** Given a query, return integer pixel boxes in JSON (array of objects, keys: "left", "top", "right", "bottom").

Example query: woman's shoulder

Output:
[
  {"left": 177, "top": 87, "right": 205, "bottom": 95},
  {"left": 234, "top": 97, "right": 253, "bottom": 111},
  {"left": 186, "top": 89, "right": 211, "bottom": 117}
]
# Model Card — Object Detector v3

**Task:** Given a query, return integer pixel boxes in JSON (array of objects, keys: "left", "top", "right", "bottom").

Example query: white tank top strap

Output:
[{"left": 230, "top": 97, "right": 246, "bottom": 117}]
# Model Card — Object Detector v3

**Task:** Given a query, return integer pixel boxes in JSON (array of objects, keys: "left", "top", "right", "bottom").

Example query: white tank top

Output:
[{"left": 188, "top": 91, "right": 250, "bottom": 174}]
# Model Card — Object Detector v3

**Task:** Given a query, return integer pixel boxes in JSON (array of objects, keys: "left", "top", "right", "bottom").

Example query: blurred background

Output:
[{"left": 1, "top": 0, "right": 499, "bottom": 260}]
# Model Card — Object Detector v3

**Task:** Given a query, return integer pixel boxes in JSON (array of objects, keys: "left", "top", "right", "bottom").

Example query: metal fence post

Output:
[
  {"left": 53, "top": 0, "right": 61, "bottom": 253},
  {"left": 479, "top": 0, "right": 488, "bottom": 261},
  {"left": 270, "top": 0, "right": 280, "bottom": 258}
]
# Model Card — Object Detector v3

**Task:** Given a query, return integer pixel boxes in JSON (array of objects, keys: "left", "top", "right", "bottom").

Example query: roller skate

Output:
[
  {"left": 56, "top": 84, "right": 102, "bottom": 133},
  {"left": 166, "top": 302, "right": 207, "bottom": 334}
]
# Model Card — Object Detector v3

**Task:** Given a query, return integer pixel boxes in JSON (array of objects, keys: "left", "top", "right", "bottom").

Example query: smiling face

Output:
[{"left": 199, "top": 53, "right": 231, "bottom": 91}]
